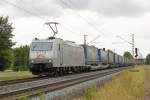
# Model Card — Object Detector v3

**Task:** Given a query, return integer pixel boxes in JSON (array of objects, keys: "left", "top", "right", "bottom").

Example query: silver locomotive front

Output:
[{"left": 29, "top": 39, "right": 54, "bottom": 75}]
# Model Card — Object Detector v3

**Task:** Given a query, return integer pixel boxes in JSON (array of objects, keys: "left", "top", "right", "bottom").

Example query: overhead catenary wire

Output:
[
  {"left": 116, "top": 34, "right": 135, "bottom": 57},
  {"left": 59, "top": 0, "right": 106, "bottom": 45},
  {"left": 59, "top": 24, "right": 81, "bottom": 37},
  {"left": 87, "top": 35, "right": 101, "bottom": 44},
  {"left": 68, "top": 0, "right": 105, "bottom": 33},
  {"left": 59, "top": 0, "right": 105, "bottom": 36},
  {"left": 2, "top": 0, "right": 48, "bottom": 21},
  {"left": 112, "top": 41, "right": 126, "bottom": 44},
  {"left": 2, "top": 0, "right": 80, "bottom": 36},
  {"left": 116, "top": 35, "right": 132, "bottom": 45},
  {"left": 3, "top": 0, "right": 104, "bottom": 41},
  {"left": 3, "top": 0, "right": 101, "bottom": 36}
]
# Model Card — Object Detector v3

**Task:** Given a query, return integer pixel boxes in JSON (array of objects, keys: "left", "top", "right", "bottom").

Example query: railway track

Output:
[
  {"left": 0, "top": 66, "right": 132, "bottom": 100},
  {"left": 0, "top": 67, "right": 122, "bottom": 86},
  {"left": 0, "top": 69, "right": 108, "bottom": 86},
  {"left": 0, "top": 77, "right": 49, "bottom": 86}
]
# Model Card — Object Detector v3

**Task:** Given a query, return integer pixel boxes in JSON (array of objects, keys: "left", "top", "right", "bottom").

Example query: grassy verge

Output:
[
  {"left": 0, "top": 71, "right": 33, "bottom": 81},
  {"left": 76, "top": 65, "right": 147, "bottom": 100}
]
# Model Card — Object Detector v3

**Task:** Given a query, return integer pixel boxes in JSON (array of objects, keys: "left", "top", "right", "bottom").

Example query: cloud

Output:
[
  {"left": 56, "top": 0, "right": 150, "bottom": 17},
  {"left": 90, "top": 0, "right": 150, "bottom": 17},
  {"left": 55, "top": 0, "right": 92, "bottom": 10},
  {"left": 0, "top": 0, "right": 63, "bottom": 18},
  {"left": 1, "top": 0, "right": 150, "bottom": 18}
]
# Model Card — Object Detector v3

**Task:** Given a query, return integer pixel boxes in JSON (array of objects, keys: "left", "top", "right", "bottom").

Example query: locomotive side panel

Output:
[{"left": 61, "top": 42, "right": 85, "bottom": 67}]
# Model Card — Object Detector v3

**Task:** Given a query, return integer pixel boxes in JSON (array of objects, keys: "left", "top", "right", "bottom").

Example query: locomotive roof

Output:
[{"left": 32, "top": 38, "right": 62, "bottom": 42}]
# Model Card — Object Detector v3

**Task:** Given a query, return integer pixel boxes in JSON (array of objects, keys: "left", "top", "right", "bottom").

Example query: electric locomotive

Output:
[{"left": 29, "top": 37, "right": 89, "bottom": 75}]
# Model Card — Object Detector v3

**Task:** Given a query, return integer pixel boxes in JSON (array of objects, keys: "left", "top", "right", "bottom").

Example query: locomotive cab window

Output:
[{"left": 31, "top": 42, "right": 53, "bottom": 51}]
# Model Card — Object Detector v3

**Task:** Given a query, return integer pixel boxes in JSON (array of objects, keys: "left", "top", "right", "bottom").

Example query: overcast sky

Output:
[{"left": 0, "top": 0, "right": 150, "bottom": 58}]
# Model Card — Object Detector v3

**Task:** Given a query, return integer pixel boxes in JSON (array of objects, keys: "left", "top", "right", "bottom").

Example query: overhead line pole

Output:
[
  {"left": 84, "top": 34, "right": 88, "bottom": 45},
  {"left": 131, "top": 34, "right": 134, "bottom": 58}
]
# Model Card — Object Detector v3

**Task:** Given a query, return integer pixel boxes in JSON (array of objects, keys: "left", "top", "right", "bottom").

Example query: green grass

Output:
[
  {"left": 76, "top": 65, "right": 148, "bottom": 100},
  {"left": 0, "top": 71, "right": 33, "bottom": 81}
]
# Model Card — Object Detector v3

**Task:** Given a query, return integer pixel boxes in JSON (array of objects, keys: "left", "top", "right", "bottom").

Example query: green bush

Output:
[
  {"left": 19, "top": 96, "right": 28, "bottom": 100},
  {"left": 145, "top": 54, "right": 150, "bottom": 65}
]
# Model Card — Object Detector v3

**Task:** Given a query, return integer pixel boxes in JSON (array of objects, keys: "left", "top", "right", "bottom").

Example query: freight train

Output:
[{"left": 29, "top": 37, "right": 134, "bottom": 76}]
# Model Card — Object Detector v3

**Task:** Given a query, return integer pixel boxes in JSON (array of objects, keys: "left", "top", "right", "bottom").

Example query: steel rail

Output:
[{"left": 0, "top": 77, "right": 49, "bottom": 86}]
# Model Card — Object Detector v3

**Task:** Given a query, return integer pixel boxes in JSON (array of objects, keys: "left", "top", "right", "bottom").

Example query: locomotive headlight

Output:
[
  {"left": 48, "top": 59, "right": 52, "bottom": 63},
  {"left": 31, "top": 60, "right": 34, "bottom": 63}
]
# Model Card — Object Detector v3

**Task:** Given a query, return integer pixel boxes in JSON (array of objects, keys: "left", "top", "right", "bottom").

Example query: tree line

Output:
[
  {"left": 0, "top": 16, "right": 150, "bottom": 71},
  {"left": 0, "top": 16, "right": 29, "bottom": 71}
]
